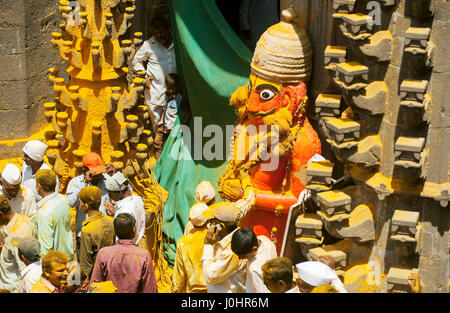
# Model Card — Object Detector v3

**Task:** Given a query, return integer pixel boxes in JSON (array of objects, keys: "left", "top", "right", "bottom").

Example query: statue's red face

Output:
[
  {"left": 246, "top": 72, "right": 307, "bottom": 125},
  {"left": 247, "top": 73, "right": 283, "bottom": 125}
]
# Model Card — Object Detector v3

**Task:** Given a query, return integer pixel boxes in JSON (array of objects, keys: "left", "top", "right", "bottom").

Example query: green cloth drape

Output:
[{"left": 153, "top": 0, "right": 252, "bottom": 266}]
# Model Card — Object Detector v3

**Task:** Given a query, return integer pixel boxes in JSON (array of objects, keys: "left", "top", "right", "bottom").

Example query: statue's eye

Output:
[{"left": 259, "top": 89, "right": 276, "bottom": 101}]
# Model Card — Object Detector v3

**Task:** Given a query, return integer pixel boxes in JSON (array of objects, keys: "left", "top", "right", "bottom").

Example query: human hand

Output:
[
  {"left": 220, "top": 179, "right": 244, "bottom": 202},
  {"left": 84, "top": 170, "right": 97, "bottom": 184},
  {"left": 105, "top": 202, "right": 115, "bottom": 216},
  {"left": 146, "top": 76, "right": 153, "bottom": 88},
  {"left": 204, "top": 223, "right": 223, "bottom": 245},
  {"left": 105, "top": 164, "right": 116, "bottom": 176},
  {"left": 319, "top": 255, "right": 335, "bottom": 270}
]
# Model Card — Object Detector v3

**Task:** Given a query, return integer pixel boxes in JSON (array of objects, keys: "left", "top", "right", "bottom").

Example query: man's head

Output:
[
  {"left": 82, "top": 152, "right": 106, "bottom": 185},
  {"left": 194, "top": 180, "right": 216, "bottom": 205},
  {"left": 18, "top": 238, "right": 40, "bottom": 266},
  {"left": 36, "top": 169, "right": 57, "bottom": 196},
  {"left": 188, "top": 202, "right": 209, "bottom": 228},
  {"left": 166, "top": 73, "right": 180, "bottom": 96},
  {"left": 114, "top": 213, "right": 136, "bottom": 240},
  {"left": 22, "top": 140, "right": 48, "bottom": 167},
  {"left": 262, "top": 257, "right": 294, "bottom": 293},
  {"left": 1, "top": 164, "right": 22, "bottom": 199},
  {"left": 202, "top": 202, "right": 240, "bottom": 239},
  {"left": 231, "top": 228, "right": 259, "bottom": 260},
  {"left": 105, "top": 172, "right": 129, "bottom": 202},
  {"left": 295, "top": 261, "right": 339, "bottom": 293},
  {"left": 150, "top": 16, "right": 171, "bottom": 45},
  {"left": 79, "top": 186, "right": 102, "bottom": 213},
  {"left": 42, "top": 250, "right": 69, "bottom": 289},
  {"left": 0, "top": 195, "right": 13, "bottom": 226}
]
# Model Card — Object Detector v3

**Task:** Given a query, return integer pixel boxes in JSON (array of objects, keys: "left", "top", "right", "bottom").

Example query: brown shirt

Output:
[{"left": 79, "top": 212, "right": 115, "bottom": 278}]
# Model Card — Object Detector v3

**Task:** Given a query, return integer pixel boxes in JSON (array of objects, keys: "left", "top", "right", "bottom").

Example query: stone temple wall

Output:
[{"left": 282, "top": 0, "right": 449, "bottom": 293}]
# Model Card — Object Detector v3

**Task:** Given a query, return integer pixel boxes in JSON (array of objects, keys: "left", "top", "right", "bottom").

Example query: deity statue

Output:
[{"left": 218, "top": 8, "right": 322, "bottom": 254}]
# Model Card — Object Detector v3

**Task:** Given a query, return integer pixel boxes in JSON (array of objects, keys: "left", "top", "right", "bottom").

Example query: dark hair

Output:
[
  {"left": 36, "top": 169, "right": 57, "bottom": 193},
  {"left": 150, "top": 16, "right": 170, "bottom": 30},
  {"left": 166, "top": 73, "right": 180, "bottom": 88},
  {"left": 231, "top": 228, "right": 258, "bottom": 256},
  {"left": 262, "top": 257, "right": 293, "bottom": 286},
  {"left": 0, "top": 195, "right": 11, "bottom": 214},
  {"left": 114, "top": 213, "right": 136, "bottom": 240}
]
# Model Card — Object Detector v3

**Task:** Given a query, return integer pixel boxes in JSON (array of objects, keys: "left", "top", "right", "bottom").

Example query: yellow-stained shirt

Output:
[
  {"left": 79, "top": 212, "right": 115, "bottom": 278},
  {"left": 30, "top": 276, "right": 58, "bottom": 293},
  {"left": 201, "top": 229, "right": 247, "bottom": 293},
  {"left": 172, "top": 227, "right": 208, "bottom": 293}
]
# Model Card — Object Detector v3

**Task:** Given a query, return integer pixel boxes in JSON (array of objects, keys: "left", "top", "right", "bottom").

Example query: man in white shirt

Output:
[
  {"left": 0, "top": 195, "right": 34, "bottom": 291},
  {"left": 21, "top": 140, "right": 60, "bottom": 203},
  {"left": 104, "top": 172, "right": 146, "bottom": 246},
  {"left": 132, "top": 16, "right": 176, "bottom": 129},
  {"left": 295, "top": 260, "right": 348, "bottom": 293},
  {"left": 0, "top": 163, "right": 37, "bottom": 221},
  {"left": 201, "top": 202, "right": 247, "bottom": 293},
  {"left": 231, "top": 228, "right": 277, "bottom": 293},
  {"left": 17, "top": 238, "right": 42, "bottom": 293}
]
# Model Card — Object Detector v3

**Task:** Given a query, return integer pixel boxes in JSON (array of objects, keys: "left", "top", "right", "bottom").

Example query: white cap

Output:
[
  {"left": 188, "top": 202, "right": 209, "bottom": 227},
  {"left": 22, "top": 140, "right": 48, "bottom": 162},
  {"left": 295, "top": 261, "right": 338, "bottom": 287},
  {"left": 1, "top": 164, "right": 22, "bottom": 185},
  {"left": 195, "top": 181, "right": 216, "bottom": 203},
  {"left": 307, "top": 154, "right": 326, "bottom": 165},
  {"left": 105, "top": 172, "right": 128, "bottom": 192}
]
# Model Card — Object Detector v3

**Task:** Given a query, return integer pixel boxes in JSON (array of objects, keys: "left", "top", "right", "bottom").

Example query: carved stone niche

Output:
[
  {"left": 405, "top": 27, "right": 431, "bottom": 55},
  {"left": 410, "top": 0, "right": 434, "bottom": 18},
  {"left": 306, "top": 160, "right": 334, "bottom": 189},
  {"left": 325, "top": 117, "right": 361, "bottom": 144},
  {"left": 295, "top": 213, "right": 324, "bottom": 258},
  {"left": 386, "top": 268, "right": 419, "bottom": 293},
  {"left": 308, "top": 247, "right": 347, "bottom": 276},
  {"left": 335, "top": 62, "right": 369, "bottom": 91},
  {"left": 394, "top": 136, "right": 425, "bottom": 169},
  {"left": 324, "top": 46, "right": 347, "bottom": 72},
  {"left": 400, "top": 79, "right": 429, "bottom": 109},
  {"left": 315, "top": 94, "right": 342, "bottom": 118},
  {"left": 391, "top": 210, "right": 420, "bottom": 257},
  {"left": 340, "top": 13, "right": 374, "bottom": 41},
  {"left": 316, "top": 190, "right": 352, "bottom": 216},
  {"left": 333, "top": 0, "right": 356, "bottom": 15}
]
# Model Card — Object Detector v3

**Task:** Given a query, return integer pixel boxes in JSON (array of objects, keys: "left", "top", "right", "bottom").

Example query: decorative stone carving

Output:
[
  {"left": 340, "top": 14, "right": 374, "bottom": 41},
  {"left": 400, "top": 79, "right": 428, "bottom": 109},
  {"left": 325, "top": 117, "right": 361, "bottom": 144},
  {"left": 335, "top": 62, "right": 369, "bottom": 90},
  {"left": 386, "top": 268, "right": 419, "bottom": 293},
  {"left": 324, "top": 46, "right": 347, "bottom": 72},
  {"left": 360, "top": 30, "right": 393, "bottom": 62},
  {"left": 315, "top": 94, "right": 342, "bottom": 118},
  {"left": 394, "top": 136, "right": 426, "bottom": 169},
  {"left": 351, "top": 81, "right": 387, "bottom": 115}
]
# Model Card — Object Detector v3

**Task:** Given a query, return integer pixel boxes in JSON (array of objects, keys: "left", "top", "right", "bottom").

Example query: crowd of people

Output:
[{"left": 0, "top": 141, "right": 349, "bottom": 293}]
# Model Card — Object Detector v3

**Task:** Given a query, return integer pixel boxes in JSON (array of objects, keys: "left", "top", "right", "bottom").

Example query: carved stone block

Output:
[
  {"left": 360, "top": 30, "right": 393, "bottom": 62},
  {"left": 316, "top": 190, "right": 352, "bottom": 216},
  {"left": 400, "top": 79, "right": 429, "bottom": 108},
  {"left": 306, "top": 160, "right": 334, "bottom": 187},
  {"left": 325, "top": 117, "right": 361, "bottom": 144},
  {"left": 315, "top": 94, "right": 342, "bottom": 117},
  {"left": 324, "top": 46, "right": 347, "bottom": 71},
  {"left": 340, "top": 14, "right": 374, "bottom": 41},
  {"left": 394, "top": 136, "right": 425, "bottom": 168},
  {"left": 308, "top": 247, "right": 347, "bottom": 271},
  {"left": 386, "top": 268, "right": 419, "bottom": 293},
  {"left": 333, "top": 0, "right": 356, "bottom": 14},
  {"left": 391, "top": 210, "right": 419, "bottom": 243},
  {"left": 405, "top": 27, "right": 431, "bottom": 55},
  {"left": 335, "top": 62, "right": 369, "bottom": 90},
  {"left": 295, "top": 213, "right": 323, "bottom": 239}
]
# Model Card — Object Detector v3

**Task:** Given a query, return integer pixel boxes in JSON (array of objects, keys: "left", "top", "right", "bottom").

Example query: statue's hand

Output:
[{"left": 220, "top": 179, "right": 244, "bottom": 202}]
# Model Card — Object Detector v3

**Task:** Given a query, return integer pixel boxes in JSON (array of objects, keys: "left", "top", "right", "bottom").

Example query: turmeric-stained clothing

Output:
[
  {"left": 35, "top": 192, "right": 73, "bottom": 261},
  {"left": 0, "top": 185, "right": 37, "bottom": 221},
  {"left": 201, "top": 229, "right": 247, "bottom": 293},
  {"left": 90, "top": 239, "right": 158, "bottom": 293},
  {"left": 245, "top": 235, "right": 277, "bottom": 293},
  {"left": 79, "top": 212, "right": 115, "bottom": 278},
  {"left": 30, "top": 276, "right": 60, "bottom": 293},
  {"left": 0, "top": 214, "right": 34, "bottom": 291},
  {"left": 172, "top": 227, "right": 208, "bottom": 293}
]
